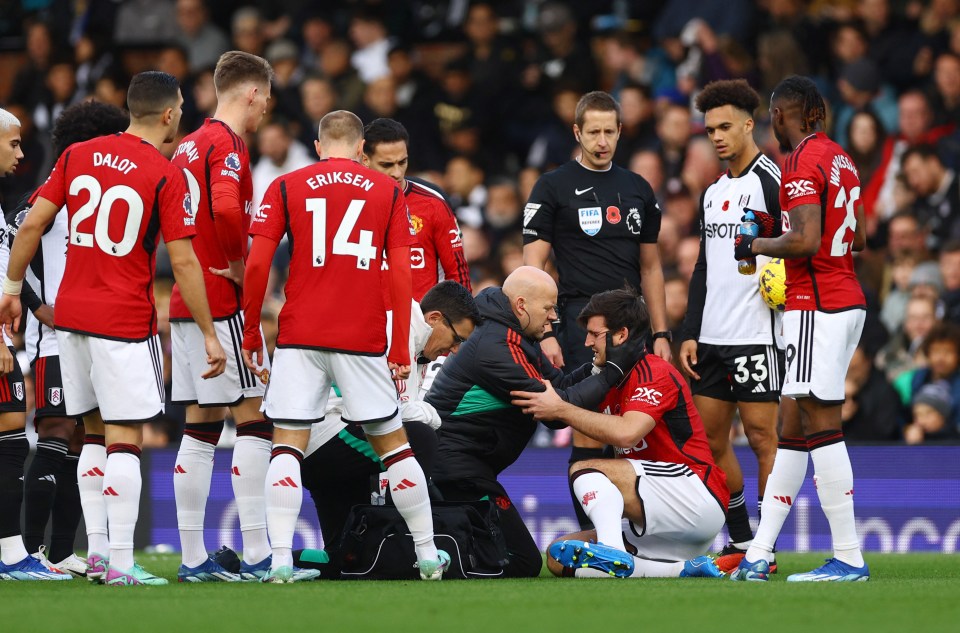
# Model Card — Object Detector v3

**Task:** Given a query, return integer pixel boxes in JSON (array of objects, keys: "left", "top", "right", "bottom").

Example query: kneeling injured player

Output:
[{"left": 512, "top": 288, "right": 728, "bottom": 578}]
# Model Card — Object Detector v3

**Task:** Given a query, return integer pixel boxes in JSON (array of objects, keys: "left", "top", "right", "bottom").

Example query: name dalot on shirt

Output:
[{"left": 93, "top": 152, "right": 137, "bottom": 175}]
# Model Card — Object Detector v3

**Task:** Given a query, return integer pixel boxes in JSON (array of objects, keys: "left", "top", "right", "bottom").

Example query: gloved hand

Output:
[
  {"left": 743, "top": 208, "right": 777, "bottom": 238},
  {"left": 401, "top": 400, "right": 442, "bottom": 430},
  {"left": 602, "top": 332, "right": 645, "bottom": 388},
  {"left": 734, "top": 232, "right": 756, "bottom": 261}
]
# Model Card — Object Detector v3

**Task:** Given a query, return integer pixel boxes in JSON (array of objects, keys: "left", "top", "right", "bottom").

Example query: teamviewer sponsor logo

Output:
[{"left": 784, "top": 179, "right": 816, "bottom": 199}]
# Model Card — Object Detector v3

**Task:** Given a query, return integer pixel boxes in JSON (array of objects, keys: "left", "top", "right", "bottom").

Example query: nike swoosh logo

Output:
[{"left": 575, "top": 187, "right": 593, "bottom": 195}]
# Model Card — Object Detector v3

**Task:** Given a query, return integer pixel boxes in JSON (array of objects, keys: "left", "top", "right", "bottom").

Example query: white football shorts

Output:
[
  {"left": 171, "top": 313, "right": 268, "bottom": 407},
  {"left": 622, "top": 459, "right": 726, "bottom": 562},
  {"left": 56, "top": 331, "right": 164, "bottom": 422},
  {"left": 265, "top": 347, "right": 401, "bottom": 436},
  {"left": 781, "top": 309, "right": 865, "bottom": 404}
]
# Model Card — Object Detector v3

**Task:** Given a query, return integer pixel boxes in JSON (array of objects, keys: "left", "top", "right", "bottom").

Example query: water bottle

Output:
[{"left": 738, "top": 210, "right": 758, "bottom": 276}]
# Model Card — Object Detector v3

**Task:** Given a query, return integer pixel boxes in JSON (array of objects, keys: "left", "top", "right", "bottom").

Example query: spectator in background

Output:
[
  {"left": 299, "top": 13, "right": 334, "bottom": 74},
  {"left": 930, "top": 52, "right": 960, "bottom": 129},
  {"left": 113, "top": 0, "right": 178, "bottom": 44},
  {"left": 444, "top": 154, "right": 486, "bottom": 229},
  {"left": 664, "top": 270, "right": 689, "bottom": 343},
  {"left": 832, "top": 58, "right": 898, "bottom": 148},
  {"left": 460, "top": 2, "right": 521, "bottom": 134},
  {"left": 613, "top": 83, "right": 657, "bottom": 166},
  {"left": 349, "top": 7, "right": 392, "bottom": 83},
  {"left": 858, "top": 0, "right": 929, "bottom": 92},
  {"left": 842, "top": 343, "right": 902, "bottom": 441},
  {"left": 681, "top": 136, "right": 723, "bottom": 201},
  {"left": 905, "top": 380, "right": 958, "bottom": 443},
  {"left": 846, "top": 108, "right": 889, "bottom": 225},
  {"left": 356, "top": 76, "right": 399, "bottom": 126},
  {"left": 629, "top": 149, "right": 666, "bottom": 200},
  {"left": 264, "top": 39, "right": 304, "bottom": 125},
  {"left": 901, "top": 144, "right": 960, "bottom": 252},
  {"left": 252, "top": 120, "right": 314, "bottom": 208},
  {"left": 32, "top": 56, "right": 79, "bottom": 138},
  {"left": 902, "top": 322, "right": 960, "bottom": 438},
  {"left": 74, "top": 30, "right": 115, "bottom": 101},
  {"left": 939, "top": 240, "right": 960, "bottom": 323},
  {"left": 389, "top": 44, "right": 444, "bottom": 171},
  {"left": 10, "top": 20, "right": 55, "bottom": 113},
  {"left": 675, "top": 235, "right": 701, "bottom": 281},
  {"left": 156, "top": 45, "right": 199, "bottom": 133},
  {"left": 191, "top": 67, "right": 218, "bottom": 123},
  {"left": 297, "top": 75, "right": 337, "bottom": 149},
  {"left": 656, "top": 103, "right": 692, "bottom": 192},
  {"left": 93, "top": 68, "right": 129, "bottom": 110},
  {"left": 175, "top": 0, "right": 229, "bottom": 72},
  {"left": 484, "top": 176, "right": 522, "bottom": 252},
  {"left": 523, "top": 1, "right": 597, "bottom": 97},
  {"left": 878, "top": 293, "right": 941, "bottom": 382},
  {"left": 232, "top": 7, "right": 266, "bottom": 57},
  {"left": 526, "top": 85, "right": 578, "bottom": 172},
  {"left": 880, "top": 254, "right": 922, "bottom": 335},
  {"left": 319, "top": 39, "right": 365, "bottom": 114}
]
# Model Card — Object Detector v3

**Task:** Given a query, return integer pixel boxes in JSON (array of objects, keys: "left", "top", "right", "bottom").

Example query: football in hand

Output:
[{"left": 759, "top": 258, "right": 786, "bottom": 311}]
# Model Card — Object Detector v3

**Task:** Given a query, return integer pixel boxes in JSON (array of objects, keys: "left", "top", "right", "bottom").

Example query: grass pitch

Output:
[{"left": 2, "top": 553, "right": 958, "bottom": 633}]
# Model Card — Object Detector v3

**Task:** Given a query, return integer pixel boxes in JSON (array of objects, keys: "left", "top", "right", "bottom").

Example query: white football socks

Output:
[
  {"left": 0, "top": 535, "right": 29, "bottom": 565},
  {"left": 77, "top": 441, "right": 109, "bottom": 556},
  {"left": 232, "top": 434, "right": 272, "bottom": 565},
  {"left": 103, "top": 449, "right": 141, "bottom": 571},
  {"left": 810, "top": 440, "right": 864, "bottom": 567},
  {"left": 381, "top": 443, "right": 437, "bottom": 563},
  {"left": 571, "top": 470, "right": 625, "bottom": 550},
  {"left": 264, "top": 447, "right": 303, "bottom": 570},
  {"left": 174, "top": 431, "right": 217, "bottom": 568},
  {"left": 746, "top": 445, "right": 808, "bottom": 563}
]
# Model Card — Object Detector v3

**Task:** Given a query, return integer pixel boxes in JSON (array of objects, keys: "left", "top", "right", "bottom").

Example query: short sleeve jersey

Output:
[
  {"left": 250, "top": 157, "right": 416, "bottom": 353},
  {"left": 779, "top": 133, "right": 866, "bottom": 312},
  {"left": 405, "top": 179, "right": 471, "bottom": 300},
  {"left": 599, "top": 353, "right": 729, "bottom": 509},
  {"left": 169, "top": 119, "right": 253, "bottom": 320},
  {"left": 36, "top": 132, "right": 195, "bottom": 341},
  {"left": 522, "top": 160, "right": 661, "bottom": 300}
]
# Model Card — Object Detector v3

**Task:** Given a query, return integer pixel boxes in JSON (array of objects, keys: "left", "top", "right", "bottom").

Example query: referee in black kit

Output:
[{"left": 522, "top": 90, "right": 670, "bottom": 527}]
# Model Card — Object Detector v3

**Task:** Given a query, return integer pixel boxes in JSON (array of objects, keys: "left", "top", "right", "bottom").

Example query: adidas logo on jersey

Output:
[{"left": 752, "top": 384, "right": 767, "bottom": 393}]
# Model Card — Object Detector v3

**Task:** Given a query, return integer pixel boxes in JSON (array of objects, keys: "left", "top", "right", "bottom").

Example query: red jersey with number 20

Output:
[
  {"left": 250, "top": 157, "right": 416, "bottom": 353},
  {"left": 599, "top": 353, "right": 729, "bottom": 510},
  {"left": 780, "top": 132, "right": 866, "bottom": 312},
  {"left": 36, "top": 132, "right": 196, "bottom": 341},
  {"left": 169, "top": 119, "right": 252, "bottom": 319}
]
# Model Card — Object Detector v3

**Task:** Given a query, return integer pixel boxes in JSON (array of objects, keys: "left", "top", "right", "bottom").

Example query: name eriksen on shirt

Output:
[
  {"left": 306, "top": 171, "right": 374, "bottom": 192},
  {"left": 93, "top": 152, "right": 138, "bottom": 174}
]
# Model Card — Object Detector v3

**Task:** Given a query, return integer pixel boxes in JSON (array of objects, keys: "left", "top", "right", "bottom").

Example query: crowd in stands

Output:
[{"left": 1, "top": 0, "right": 959, "bottom": 445}]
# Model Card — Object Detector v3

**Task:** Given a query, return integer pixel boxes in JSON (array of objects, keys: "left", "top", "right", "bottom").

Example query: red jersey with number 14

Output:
[
  {"left": 36, "top": 132, "right": 195, "bottom": 341},
  {"left": 780, "top": 132, "right": 866, "bottom": 312},
  {"left": 599, "top": 353, "right": 729, "bottom": 510},
  {"left": 169, "top": 119, "right": 253, "bottom": 320},
  {"left": 250, "top": 157, "right": 416, "bottom": 353}
]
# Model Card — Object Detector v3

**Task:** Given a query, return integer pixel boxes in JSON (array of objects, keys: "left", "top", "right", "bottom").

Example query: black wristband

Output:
[
  {"left": 652, "top": 331, "right": 673, "bottom": 342},
  {"left": 542, "top": 330, "right": 557, "bottom": 340}
]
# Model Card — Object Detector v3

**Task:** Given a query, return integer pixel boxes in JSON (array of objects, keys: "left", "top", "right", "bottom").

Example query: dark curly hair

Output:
[
  {"left": 51, "top": 101, "right": 129, "bottom": 158},
  {"left": 772, "top": 75, "right": 826, "bottom": 132},
  {"left": 694, "top": 79, "right": 760, "bottom": 116}
]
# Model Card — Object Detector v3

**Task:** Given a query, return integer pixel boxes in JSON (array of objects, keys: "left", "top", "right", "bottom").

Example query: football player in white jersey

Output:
[{"left": 678, "top": 80, "right": 783, "bottom": 574}]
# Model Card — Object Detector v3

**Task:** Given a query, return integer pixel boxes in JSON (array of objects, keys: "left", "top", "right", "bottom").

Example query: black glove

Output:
[
  {"left": 601, "top": 332, "right": 644, "bottom": 388},
  {"left": 734, "top": 232, "right": 756, "bottom": 261},
  {"left": 743, "top": 208, "right": 778, "bottom": 238}
]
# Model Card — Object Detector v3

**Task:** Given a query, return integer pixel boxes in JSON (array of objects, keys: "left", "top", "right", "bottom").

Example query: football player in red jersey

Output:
[
  {"left": 169, "top": 51, "right": 274, "bottom": 583},
  {"left": 731, "top": 76, "right": 869, "bottom": 582},
  {"left": 0, "top": 72, "right": 226, "bottom": 586},
  {"left": 511, "top": 288, "right": 726, "bottom": 579},
  {"left": 241, "top": 110, "right": 450, "bottom": 582},
  {"left": 361, "top": 118, "right": 471, "bottom": 301}
]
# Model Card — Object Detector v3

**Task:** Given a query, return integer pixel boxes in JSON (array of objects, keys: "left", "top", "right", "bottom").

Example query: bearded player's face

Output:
[{"left": 770, "top": 101, "right": 793, "bottom": 154}]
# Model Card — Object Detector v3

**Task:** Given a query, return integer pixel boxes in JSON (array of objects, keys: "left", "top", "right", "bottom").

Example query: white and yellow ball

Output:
[{"left": 758, "top": 258, "right": 786, "bottom": 311}]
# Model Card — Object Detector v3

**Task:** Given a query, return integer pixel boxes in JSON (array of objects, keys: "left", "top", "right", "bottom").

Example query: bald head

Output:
[
  {"left": 503, "top": 266, "right": 558, "bottom": 340},
  {"left": 316, "top": 109, "right": 365, "bottom": 161}
]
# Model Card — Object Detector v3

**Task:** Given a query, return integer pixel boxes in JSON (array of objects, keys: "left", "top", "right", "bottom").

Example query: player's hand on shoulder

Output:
[
  {"left": 540, "top": 335, "right": 564, "bottom": 368},
  {"left": 511, "top": 379, "right": 564, "bottom": 421},
  {"left": 652, "top": 337, "right": 672, "bottom": 363},
  {"left": 0, "top": 343, "right": 12, "bottom": 376},
  {"left": 209, "top": 260, "right": 245, "bottom": 287},
  {"left": 34, "top": 304, "right": 54, "bottom": 329},
  {"left": 679, "top": 339, "right": 700, "bottom": 380},
  {"left": 744, "top": 208, "right": 777, "bottom": 238},
  {"left": 202, "top": 333, "right": 227, "bottom": 379}
]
